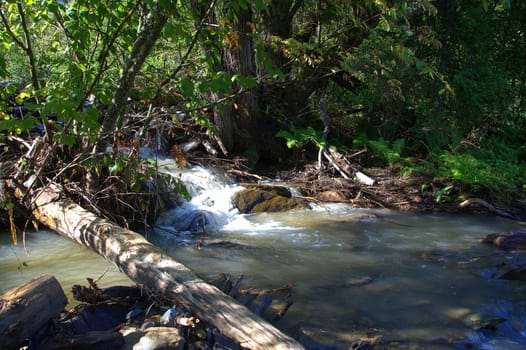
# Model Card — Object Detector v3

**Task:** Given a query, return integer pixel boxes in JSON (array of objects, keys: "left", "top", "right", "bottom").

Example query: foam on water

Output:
[
  {"left": 149, "top": 161, "right": 526, "bottom": 348},
  {"left": 155, "top": 159, "right": 311, "bottom": 236},
  {"left": 3, "top": 159, "right": 525, "bottom": 349}
]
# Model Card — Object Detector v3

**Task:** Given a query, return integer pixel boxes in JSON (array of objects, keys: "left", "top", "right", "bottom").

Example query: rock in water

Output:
[
  {"left": 480, "top": 231, "right": 526, "bottom": 250},
  {"left": 133, "top": 327, "right": 185, "bottom": 350},
  {"left": 231, "top": 186, "right": 310, "bottom": 214}
]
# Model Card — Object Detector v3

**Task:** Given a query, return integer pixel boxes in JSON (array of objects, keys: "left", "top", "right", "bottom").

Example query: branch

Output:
[
  {"left": 0, "top": 4, "right": 27, "bottom": 51},
  {"left": 17, "top": 3, "right": 40, "bottom": 90},
  {"left": 80, "top": 0, "right": 141, "bottom": 112},
  {"left": 155, "top": 0, "right": 217, "bottom": 93},
  {"left": 187, "top": 88, "right": 247, "bottom": 113},
  {"left": 322, "top": 150, "right": 349, "bottom": 179},
  {"left": 318, "top": 98, "right": 330, "bottom": 169}
]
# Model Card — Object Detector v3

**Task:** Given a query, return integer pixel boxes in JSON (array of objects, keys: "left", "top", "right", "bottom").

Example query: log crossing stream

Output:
[{"left": 1, "top": 158, "right": 526, "bottom": 349}]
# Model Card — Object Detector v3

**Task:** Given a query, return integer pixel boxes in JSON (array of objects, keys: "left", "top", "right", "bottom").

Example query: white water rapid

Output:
[
  {"left": 148, "top": 158, "right": 526, "bottom": 350},
  {"left": 2, "top": 157, "right": 526, "bottom": 349}
]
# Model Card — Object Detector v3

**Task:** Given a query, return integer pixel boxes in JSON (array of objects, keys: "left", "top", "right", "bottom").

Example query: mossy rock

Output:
[{"left": 232, "top": 186, "right": 309, "bottom": 214}]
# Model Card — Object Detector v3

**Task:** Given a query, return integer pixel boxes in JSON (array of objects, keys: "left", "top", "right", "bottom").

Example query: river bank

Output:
[
  {"left": 2, "top": 154, "right": 526, "bottom": 349},
  {"left": 249, "top": 159, "right": 526, "bottom": 221}
]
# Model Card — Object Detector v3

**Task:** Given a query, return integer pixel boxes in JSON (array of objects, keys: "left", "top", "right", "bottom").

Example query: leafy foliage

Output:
[
  {"left": 0, "top": 0, "right": 524, "bottom": 215},
  {"left": 276, "top": 126, "right": 327, "bottom": 150},
  {"left": 314, "top": 0, "right": 525, "bottom": 201}
]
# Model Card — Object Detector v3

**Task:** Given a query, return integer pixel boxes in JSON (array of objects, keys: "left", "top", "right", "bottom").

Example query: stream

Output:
[{"left": 1, "top": 157, "right": 526, "bottom": 349}]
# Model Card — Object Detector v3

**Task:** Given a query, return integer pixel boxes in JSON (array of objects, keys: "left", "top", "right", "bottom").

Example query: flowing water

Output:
[
  {"left": 1, "top": 158, "right": 526, "bottom": 349},
  {"left": 0, "top": 230, "right": 132, "bottom": 297}
]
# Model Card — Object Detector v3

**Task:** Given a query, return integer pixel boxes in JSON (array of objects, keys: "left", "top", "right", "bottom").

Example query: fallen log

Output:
[
  {"left": 460, "top": 198, "right": 522, "bottom": 221},
  {"left": 19, "top": 184, "right": 304, "bottom": 350},
  {"left": 0, "top": 274, "right": 68, "bottom": 350}
]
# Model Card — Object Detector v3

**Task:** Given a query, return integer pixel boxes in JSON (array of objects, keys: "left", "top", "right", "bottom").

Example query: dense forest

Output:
[
  {"left": 1, "top": 0, "right": 525, "bottom": 228},
  {"left": 1, "top": 1, "right": 526, "bottom": 349}
]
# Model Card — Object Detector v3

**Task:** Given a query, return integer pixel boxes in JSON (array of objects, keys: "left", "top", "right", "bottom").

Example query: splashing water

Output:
[
  {"left": 2, "top": 158, "right": 526, "bottom": 349},
  {"left": 148, "top": 159, "right": 526, "bottom": 348},
  {"left": 154, "top": 159, "right": 244, "bottom": 234}
]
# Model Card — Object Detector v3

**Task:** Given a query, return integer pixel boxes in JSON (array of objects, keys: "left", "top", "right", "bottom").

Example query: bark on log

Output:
[
  {"left": 21, "top": 185, "right": 304, "bottom": 350},
  {"left": 0, "top": 274, "right": 68, "bottom": 350}
]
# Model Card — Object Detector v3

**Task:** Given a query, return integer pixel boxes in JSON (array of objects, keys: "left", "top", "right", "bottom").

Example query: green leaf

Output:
[
  {"left": 253, "top": 0, "right": 269, "bottom": 14},
  {"left": 180, "top": 78, "right": 195, "bottom": 98},
  {"left": 53, "top": 133, "right": 76, "bottom": 147},
  {"left": 0, "top": 115, "right": 38, "bottom": 133},
  {"left": 276, "top": 127, "right": 326, "bottom": 149},
  {"left": 232, "top": 74, "right": 257, "bottom": 89},
  {"left": 16, "top": 92, "right": 31, "bottom": 105}
]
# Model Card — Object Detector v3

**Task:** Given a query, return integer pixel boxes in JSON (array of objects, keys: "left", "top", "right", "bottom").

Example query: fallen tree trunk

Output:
[
  {"left": 0, "top": 274, "right": 68, "bottom": 350},
  {"left": 19, "top": 184, "right": 304, "bottom": 350}
]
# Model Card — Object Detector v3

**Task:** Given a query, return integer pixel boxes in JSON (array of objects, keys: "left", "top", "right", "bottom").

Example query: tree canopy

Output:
[{"left": 1, "top": 0, "right": 525, "bottom": 218}]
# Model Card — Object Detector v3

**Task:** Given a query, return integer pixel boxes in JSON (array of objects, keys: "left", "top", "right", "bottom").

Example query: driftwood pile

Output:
[{"left": 0, "top": 273, "right": 297, "bottom": 350}]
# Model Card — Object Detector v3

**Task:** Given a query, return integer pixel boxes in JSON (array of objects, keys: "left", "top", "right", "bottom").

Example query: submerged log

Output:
[
  {"left": 0, "top": 274, "right": 68, "bottom": 350},
  {"left": 460, "top": 198, "right": 521, "bottom": 220},
  {"left": 20, "top": 184, "right": 304, "bottom": 350}
]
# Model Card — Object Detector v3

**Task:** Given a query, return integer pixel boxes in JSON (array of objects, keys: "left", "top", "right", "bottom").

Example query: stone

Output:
[
  {"left": 319, "top": 190, "right": 346, "bottom": 202},
  {"left": 133, "top": 326, "right": 185, "bottom": 350},
  {"left": 231, "top": 186, "right": 310, "bottom": 214},
  {"left": 480, "top": 231, "right": 526, "bottom": 250}
]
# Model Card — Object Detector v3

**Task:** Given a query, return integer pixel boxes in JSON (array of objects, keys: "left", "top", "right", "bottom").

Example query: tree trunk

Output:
[
  {"left": 19, "top": 185, "right": 304, "bottom": 350},
  {"left": 95, "top": 4, "right": 170, "bottom": 154},
  {"left": 0, "top": 275, "right": 68, "bottom": 350},
  {"left": 223, "top": 4, "right": 259, "bottom": 152},
  {"left": 261, "top": 0, "right": 303, "bottom": 75}
]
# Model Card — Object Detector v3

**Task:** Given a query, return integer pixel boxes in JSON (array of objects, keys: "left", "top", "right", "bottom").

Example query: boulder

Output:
[
  {"left": 480, "top": 231, "right": 526, "bottom": 250},
  {"left": 232, "top": 185, "right": 310, "bottom": 214},
  {"left": 319, "top": 190, "right": 346, "bottom": 202},
  {"left": 133, "top": 327, "right": 185, "bottom": 350}
]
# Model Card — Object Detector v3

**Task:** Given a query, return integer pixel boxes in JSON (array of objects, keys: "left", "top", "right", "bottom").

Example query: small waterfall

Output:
[
  {"left": 144, "top": 157, "right": 526, "bottom": 349},
  {"left": 154, "top": 159, "right": 244, "bottom": 234}
]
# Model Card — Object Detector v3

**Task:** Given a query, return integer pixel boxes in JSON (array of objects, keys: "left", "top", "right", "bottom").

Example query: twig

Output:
[
  {"left": 348, "top": 148, "right": 367, "bottom": 159},
  {"left": 7, "top": 135, "right": 31, "bottom": 150},
  {"left": 322, "top": 150, "right": 350, "bottom": 179},
  {"left": 226, "top": 169, "right": 270, "bottom": 182}
]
